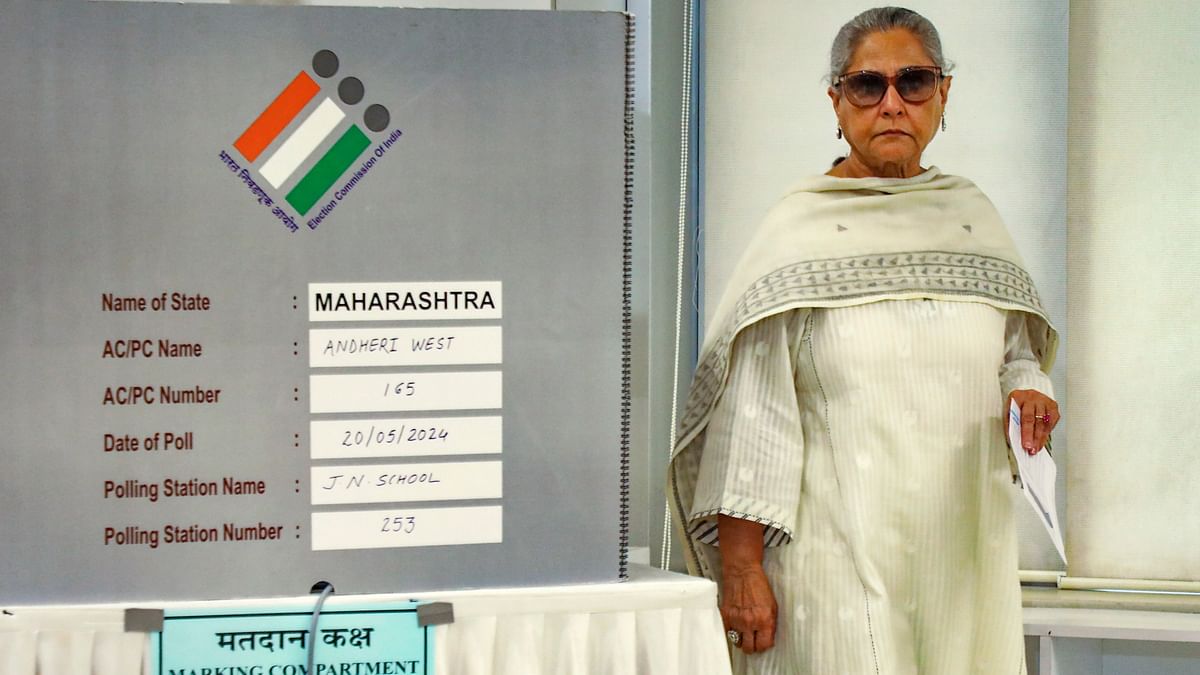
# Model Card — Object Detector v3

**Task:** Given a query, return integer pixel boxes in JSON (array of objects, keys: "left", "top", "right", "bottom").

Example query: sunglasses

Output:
[{"left": 834, "top": 66, "right": 943, "bottom": 107}]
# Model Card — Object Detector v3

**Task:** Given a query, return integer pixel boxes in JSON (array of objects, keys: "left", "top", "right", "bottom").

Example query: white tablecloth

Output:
[{"left": 0, "top": 565, "right": 731, "bottom": 675}]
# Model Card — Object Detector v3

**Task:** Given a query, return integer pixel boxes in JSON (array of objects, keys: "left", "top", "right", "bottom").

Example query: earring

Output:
[
  {"left": 941, "top": 115, "right": 947, "bottom": 132},
  {"left": 836, "top": 127, "right": 843, "bottom": 139}
]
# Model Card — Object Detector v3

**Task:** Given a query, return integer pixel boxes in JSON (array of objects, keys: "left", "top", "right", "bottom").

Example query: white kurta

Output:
[{"left": 689, "top": 299, "right": 1052, "bottom": 675}]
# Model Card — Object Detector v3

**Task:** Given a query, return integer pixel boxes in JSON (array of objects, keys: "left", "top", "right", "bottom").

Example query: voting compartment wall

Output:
[
  {"left": 0, "top": 1, "right": 631, "bottom": 602},
  {"left": 1064, "top": 0, "right": 1200, "bottom": 587}
]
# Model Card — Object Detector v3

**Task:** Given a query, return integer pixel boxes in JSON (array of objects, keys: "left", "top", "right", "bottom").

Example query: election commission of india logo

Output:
[{"left": 219, "top": 49, "right": 403, "bottom": 232}]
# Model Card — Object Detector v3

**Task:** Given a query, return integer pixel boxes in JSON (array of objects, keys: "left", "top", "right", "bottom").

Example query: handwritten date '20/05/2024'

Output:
[{"left": 340, "top": 425, "right": 449, "bottom": 448}]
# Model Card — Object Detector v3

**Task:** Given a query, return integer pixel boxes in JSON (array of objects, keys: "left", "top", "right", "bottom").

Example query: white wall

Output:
[{"left": 1065, "top": 0, "right": 1200, "bottom": 584}]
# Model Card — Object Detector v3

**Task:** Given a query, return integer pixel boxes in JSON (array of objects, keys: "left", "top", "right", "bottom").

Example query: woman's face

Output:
[{"left": 828, "top": 29, "right": 951, "bottom": 178}]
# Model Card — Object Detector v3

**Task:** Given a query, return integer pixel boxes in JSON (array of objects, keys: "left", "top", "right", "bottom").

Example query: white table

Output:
[
  {"left": 0, "top": 565, "right": 731, "bottom": 675},
  {"left": 1023, "top": 588, "right": 1200, "bottom": 675}
]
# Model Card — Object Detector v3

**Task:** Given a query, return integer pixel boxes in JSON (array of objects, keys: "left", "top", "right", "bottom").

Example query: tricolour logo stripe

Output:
[
  {"left": 286, "top": 125, "right": 372, "bottom": 216},
  {"left": 259, "top": 97, "right": 346, "bottom": 189},
  {"left": 226, "top": 51, "right": 397, "bottom": 230},
  {"left": 233, "top": 71, "right": 320, "bottom": 163}
]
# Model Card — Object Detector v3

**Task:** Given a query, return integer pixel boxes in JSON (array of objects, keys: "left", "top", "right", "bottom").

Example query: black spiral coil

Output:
[{"left": 618, "top": 12, "right": 635, "bottom": 581}]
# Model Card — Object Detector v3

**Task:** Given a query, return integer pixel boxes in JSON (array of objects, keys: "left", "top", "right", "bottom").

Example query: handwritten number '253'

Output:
[{"left": 381, "top": 516, "right": 417, "bottom": 534}]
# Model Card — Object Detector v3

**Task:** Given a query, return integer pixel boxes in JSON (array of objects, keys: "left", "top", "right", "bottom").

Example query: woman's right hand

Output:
[{"left": 717, "top": 514, "right": 778, "bottom": 654}]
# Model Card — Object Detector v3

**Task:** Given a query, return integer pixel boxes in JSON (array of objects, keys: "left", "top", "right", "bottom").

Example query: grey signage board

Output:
[{"left": 0, "top": 0, "right": 631, "bottom": 603}]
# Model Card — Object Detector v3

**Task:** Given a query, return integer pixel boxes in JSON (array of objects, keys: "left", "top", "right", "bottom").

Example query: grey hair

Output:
[{"left": 828, "top": 7, "right": 952, "bottom": 83}]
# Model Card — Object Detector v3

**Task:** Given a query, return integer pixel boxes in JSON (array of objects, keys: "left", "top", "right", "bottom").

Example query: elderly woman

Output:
[{"left": 669, "top": 7, "right": 1060, "bottom": 674}]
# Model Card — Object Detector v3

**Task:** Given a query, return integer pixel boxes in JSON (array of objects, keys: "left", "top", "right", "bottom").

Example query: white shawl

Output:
[{"left": 669, "top": 166, "right": 1058, "bottom": 577}]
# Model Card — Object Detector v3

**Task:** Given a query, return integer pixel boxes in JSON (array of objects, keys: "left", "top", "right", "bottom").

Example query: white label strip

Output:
[
  {"left": 308, "top": 282, "right": 502, "bottom": 321},
  {"left": 259, "top": 98, "right": 345, "bottom": 188},
  {"left": 310, "top": 416, "right": 503, "bottom": 459},
  {"left": 309, "top": 326, "right": 502, "bottom": 368},
  {"left": 310, "top": 371, "right": 502, "bottom": 414},
  {"left": 310, "top": 460, "right": 502, "bottom": 505},
  {"left": 311, "top": 505, "right": 503, "bottom": 551}
]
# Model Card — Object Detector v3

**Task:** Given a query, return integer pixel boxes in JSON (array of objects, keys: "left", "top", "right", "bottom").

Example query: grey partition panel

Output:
[{"left": 0, "top": 1, "right": 631, "bottom": 603}]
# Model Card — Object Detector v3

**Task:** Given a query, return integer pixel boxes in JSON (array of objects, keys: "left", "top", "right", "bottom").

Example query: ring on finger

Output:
[{"left": 727, "top": 630, "right": 741, "bottom": 646}]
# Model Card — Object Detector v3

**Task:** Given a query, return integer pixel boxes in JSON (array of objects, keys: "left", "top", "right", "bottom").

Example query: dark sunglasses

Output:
[{"left": 834, "top": 66, "right": 943, "bottom": 107}]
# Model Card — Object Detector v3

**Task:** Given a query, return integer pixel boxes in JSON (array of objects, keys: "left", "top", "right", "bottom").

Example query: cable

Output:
[
  {"left": 660, "top": 0, "right": 695, "bottom": 571},
  {"left": 307, "top": 581, "right": 334, "bottom": 671}
]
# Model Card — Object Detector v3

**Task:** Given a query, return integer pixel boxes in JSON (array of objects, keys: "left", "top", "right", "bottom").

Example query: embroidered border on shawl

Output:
[{"left": 678, "top": 251, "right": 1048, "bottom": 439}]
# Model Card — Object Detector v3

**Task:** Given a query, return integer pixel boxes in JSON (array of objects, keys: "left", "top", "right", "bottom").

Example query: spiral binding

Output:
[{"left": 618, "top": 12, "right": 635, "bottom": 581}]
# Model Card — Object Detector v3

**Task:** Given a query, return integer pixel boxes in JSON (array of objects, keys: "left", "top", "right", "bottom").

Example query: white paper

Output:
[
  {"left": 311, "top": 505, "right": 503, "bottom": 551},
  {"left": 308, "top": 282, "right": 502, "bottom": 321},
  {"left": 310, "top": 416, "right": 503, "bottom": 459},
  {"left": 1008, "top": 399, "right": 1067, "bottom": 565},
  {"left": 311, "top": 461, "right": 502, "bottom": 505},
  {"left": 308, "top": 326, "right": 503, "bottom": 367},
  {"left": 309, "top": 371, "right": 502, "bottom": 414}
]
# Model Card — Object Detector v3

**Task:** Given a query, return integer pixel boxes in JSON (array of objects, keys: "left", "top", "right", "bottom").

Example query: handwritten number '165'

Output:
[{"left": 384, "top": 382, "right": 416, "bottom": 397}]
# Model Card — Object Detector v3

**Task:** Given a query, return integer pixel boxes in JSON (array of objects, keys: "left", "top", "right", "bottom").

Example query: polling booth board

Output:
[{"left": 0, "top": 0, "right": 633, "bottom": 603}]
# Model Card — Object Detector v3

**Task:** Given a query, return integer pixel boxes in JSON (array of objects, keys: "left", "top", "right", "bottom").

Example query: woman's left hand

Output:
[{"left": 1007, "top": 389, "right": 1060, "bottom": 454}]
